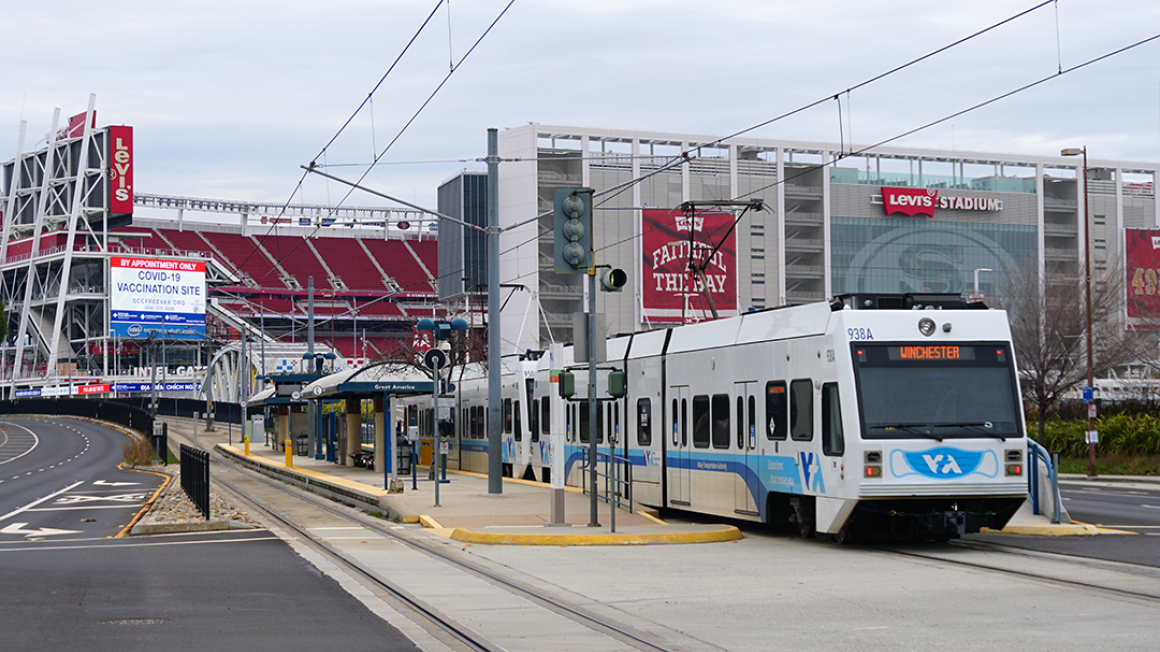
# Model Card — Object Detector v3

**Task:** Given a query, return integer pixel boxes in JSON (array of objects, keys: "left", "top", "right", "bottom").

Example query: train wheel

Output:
[{"left": 791, "top": 497, "right": 815, "bottom": 539}]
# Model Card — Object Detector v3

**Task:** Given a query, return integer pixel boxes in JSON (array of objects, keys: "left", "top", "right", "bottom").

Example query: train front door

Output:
[
  {"left": 669, "top": 385, "right": 690, "bottom": 506},
  {"left": 734, "top": 382, "right": 759, "bottom": 514}
]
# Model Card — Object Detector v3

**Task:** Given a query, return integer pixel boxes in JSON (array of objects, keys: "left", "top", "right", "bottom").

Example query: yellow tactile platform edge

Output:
[{"left": 448, "top": 525, "right": 743, "bottom": 546}]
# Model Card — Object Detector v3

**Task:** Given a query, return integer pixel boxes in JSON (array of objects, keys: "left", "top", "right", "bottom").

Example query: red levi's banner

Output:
[
  {"left": 882, "top": 186, "right": 937, "bottom": 217},
  {"left": 78, "top": 384, "right": 111, "bottom": 395},
  {"left": 108, "top": 125, "right": 134, "bottom": 215},
  {"left": 1125, "top": 228, "right": 1160, "bottom": 328},
  {"left": 642, "top": 209, "right": 737, "bottom": 324}
]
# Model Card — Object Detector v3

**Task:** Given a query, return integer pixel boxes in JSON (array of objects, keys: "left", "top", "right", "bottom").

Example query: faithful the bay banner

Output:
[
  {"left": 110, "top": 256, "right": 206, "bottom": 339},
  {"left": 642, "top": 209, "right": 737, "bottom": 324}
]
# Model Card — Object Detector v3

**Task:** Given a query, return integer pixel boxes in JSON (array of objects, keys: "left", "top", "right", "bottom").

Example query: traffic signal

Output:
[
  {"left": 599, "top": 268, "right": 626, "bottom": 292},
  {"left": 553, "top": 187, "right": 592, "bottom": 274}
]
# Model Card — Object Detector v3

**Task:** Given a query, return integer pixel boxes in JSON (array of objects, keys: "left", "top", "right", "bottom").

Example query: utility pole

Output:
[{"left": 486, "top": 128, "right": 502, "bottom": 495}]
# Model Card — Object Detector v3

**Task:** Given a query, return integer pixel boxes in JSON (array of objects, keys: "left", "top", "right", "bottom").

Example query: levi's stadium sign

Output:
[{"left": 880, "top": 187, "right": 1002, "bottom": 217}]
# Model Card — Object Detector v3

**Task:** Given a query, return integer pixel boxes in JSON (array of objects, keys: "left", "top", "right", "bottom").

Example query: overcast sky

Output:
[{"left": 3, "top": 1, "right": 1159, "bottom": 220}]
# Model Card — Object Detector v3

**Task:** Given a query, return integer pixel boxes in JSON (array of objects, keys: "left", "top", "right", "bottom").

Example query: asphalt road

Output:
[
  {"left": 967, "top": 480, "right": 1160, "bottom": 566},
  {"left": 0, "top": 417, "right": 424, "bottom": 651},
  {"left": 0, "top": 417, "right": 164, "bottom": 540}
]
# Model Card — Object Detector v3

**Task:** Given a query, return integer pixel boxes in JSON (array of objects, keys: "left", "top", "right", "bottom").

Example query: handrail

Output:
[
  {"left": 1027, "top": 439, "right": 1062, "bottom": 523},
  {"left": 577, "top": 448, "right": 633, "bottom": 530}
]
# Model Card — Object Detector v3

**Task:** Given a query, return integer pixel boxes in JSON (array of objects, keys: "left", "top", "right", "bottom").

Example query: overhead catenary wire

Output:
[{"left": 491, "top": 29, "right": 1160, "bottom": 295}]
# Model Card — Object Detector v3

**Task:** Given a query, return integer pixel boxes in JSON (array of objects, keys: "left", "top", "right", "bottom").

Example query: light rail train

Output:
[{"left": 405, "top": 294, "right": 1029, "bottom": 541}]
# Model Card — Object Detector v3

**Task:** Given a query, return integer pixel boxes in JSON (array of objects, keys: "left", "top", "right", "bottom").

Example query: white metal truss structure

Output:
[
  {"left": 134, "top": 193, "right": 431, "bottom": 230},
  {"left": 0, "top": 97, "right": 236, "bottom": 395}
]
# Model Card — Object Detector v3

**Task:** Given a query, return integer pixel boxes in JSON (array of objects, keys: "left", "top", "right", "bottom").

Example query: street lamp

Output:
[
  {"left": 416, "top": 317, "right": 468, "bottom": 507},
  {"left": 1061, "top": 146, "right": 1098, "bottom": 478},
  {"left": 970, "top": 267, "right": 992, "bottom": 303}
]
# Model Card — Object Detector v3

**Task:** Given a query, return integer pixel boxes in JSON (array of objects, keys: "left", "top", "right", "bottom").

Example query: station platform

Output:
[
  {"left": 157, "top": 416, "right": 1103, "bottom": 542},
  {"left": 157, "top": 417, "right": 742, "bottom": 546}
]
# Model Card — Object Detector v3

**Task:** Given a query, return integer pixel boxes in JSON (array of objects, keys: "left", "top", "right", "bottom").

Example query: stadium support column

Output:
[{"left": 486, "top": 128, "right": 502, "bottom": 495}]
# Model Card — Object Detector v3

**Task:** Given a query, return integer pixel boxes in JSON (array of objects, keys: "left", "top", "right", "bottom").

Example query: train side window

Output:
[
  {"left": 579, "top": 400, "right": 590, "bottom": 443},
  {"left": 681, "top": 398, "right": 688, "bottom": 446},
  {"left": 530, "top": 400, "right": 539, "bottom": 443},
  {"left": 736, "top": 396, "right": 744, "bottom": 449},
  {"left": 597, "top": 401, "right": 605, "bottom": 444},
  {"left": 637, "top": 398, "right": 652, "bottom": 446},
  {"left": 514, "top": 400, "right": 522, "bottom": 442},
  {"left": 766, "top": 381, "right": 787, "bottom": 440},
  {"left": 540, "top": 397, "right": 550, "bottom": 437},
  {"left": 822, "top": 382, "right": 844, "bottom": 456},
  {"left": 693, "top": 395, "right": 710, "bottom": 448},
  {"left": 748, "top": 395, "right": 756, "bottom": 448},
  {"left": 566, "top": 403, "right": 573, "bottom": 441},
  {"left": 711, "top": 394, "right": 730, "bottom": 449},
  {"left": 790, "top": 379, "right": 813, "bottom": 441},
  {"left": 671, "top": 399, "right": 678, "bottom": 446},
  {"left": 614, "top": 403, "right": 620, "bottom": 444},
  {"left": 503, "top": 398, "right": 513, "bottom": 434}
]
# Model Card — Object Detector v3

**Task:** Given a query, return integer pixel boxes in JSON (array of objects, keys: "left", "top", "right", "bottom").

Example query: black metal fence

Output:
[
  {"left": 0, "top": 398, "right": 154, "bottom": 435},
  {"left": 180, "top": 444, "right": 210, "bottom": 520}
]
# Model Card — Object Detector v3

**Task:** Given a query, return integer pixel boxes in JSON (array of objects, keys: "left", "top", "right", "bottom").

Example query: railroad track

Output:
[
  {"left": 205, "top": 446, "right": 687, "bottom": 652},
  {"left": 874, "top": 539, "right": 1160, "bottom": 604}
]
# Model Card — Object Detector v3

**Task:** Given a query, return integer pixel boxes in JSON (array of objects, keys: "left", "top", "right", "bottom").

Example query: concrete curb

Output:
[
  {"left": 131, "top": 519, "right": 254, "bottom": 536},
  {"left": 990, "top": 522, "right": 1100, "bottom": 536},
  {"left": 449, "top": 525, "right": 744, "bottom": 546},
  {"left": 215, "top": 444, "right": 420, "bottom": 523}
]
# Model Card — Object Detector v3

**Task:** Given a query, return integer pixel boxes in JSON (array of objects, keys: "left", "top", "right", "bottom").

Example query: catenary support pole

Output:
[{"left": 486, "top": 128, "right": 503, "bottom": 495}]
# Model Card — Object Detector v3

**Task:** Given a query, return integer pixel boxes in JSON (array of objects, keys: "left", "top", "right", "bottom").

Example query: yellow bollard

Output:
[
  {"left": 284, "top": 440, "right": 293, "bottom": 468},
  {"left": 244, "top": 435, "right": 250, "bottom": 456}
]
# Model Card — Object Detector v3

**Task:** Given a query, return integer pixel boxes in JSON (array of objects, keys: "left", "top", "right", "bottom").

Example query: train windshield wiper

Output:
[
  {"left": 871, "top": 423, "right": 942, "bottom": 442},
  {"left": 934, "top": 421, "right": 1006, "bottom": 442}
]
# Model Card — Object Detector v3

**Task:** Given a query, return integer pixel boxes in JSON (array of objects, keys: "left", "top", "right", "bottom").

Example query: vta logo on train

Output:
[
  {"left": 799, "top": 452, "right": 826, "bottom": 493},
  {"left": 890, "top": 447, "right": 998, "bottom": 480}
]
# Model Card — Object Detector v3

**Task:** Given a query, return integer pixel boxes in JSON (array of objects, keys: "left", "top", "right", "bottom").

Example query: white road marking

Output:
[
  {"left": 92, "top": 480, "right": 139, "bottom": 487},
  {"left": 0, "top": 481, "right": 85, "bottom": 523},
  {"left": 0, "top": 522, "right": 83, "bottom": 537}
]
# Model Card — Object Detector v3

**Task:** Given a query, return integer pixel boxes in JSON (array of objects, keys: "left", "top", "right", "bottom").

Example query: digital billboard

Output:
[
  {"left": 110, "top": 256, "right": 206, "bottom": 339},
  {"left": 641, "top": 209, "right": 737, "bottom": 324}
]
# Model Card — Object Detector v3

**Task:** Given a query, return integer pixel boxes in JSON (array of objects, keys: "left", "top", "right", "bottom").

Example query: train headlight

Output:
[
  {"left": 864, "top": 450, "right": 882, "bottom": 478},
  {"left": 918, "top": 317, "right": 936, "bottom": 337}
]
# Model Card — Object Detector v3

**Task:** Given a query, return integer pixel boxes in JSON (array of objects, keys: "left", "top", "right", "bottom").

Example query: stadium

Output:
[{"left": 5, "top": 109, "right": 1160, "bottom": 407}]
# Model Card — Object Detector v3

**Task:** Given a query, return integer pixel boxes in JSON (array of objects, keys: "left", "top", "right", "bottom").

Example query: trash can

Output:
[{"left": 295, "top": 433, "right": 309, "bottom": 456}]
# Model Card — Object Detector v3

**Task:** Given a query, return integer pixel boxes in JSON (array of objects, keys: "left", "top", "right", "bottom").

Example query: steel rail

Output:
[{"left": 207, "top": 448, "right": 680, "bottom": 652}]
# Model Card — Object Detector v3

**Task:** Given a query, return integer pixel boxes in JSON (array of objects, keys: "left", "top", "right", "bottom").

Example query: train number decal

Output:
[{"left": 847, "top": 327, "right": 874, "bottom": 340}]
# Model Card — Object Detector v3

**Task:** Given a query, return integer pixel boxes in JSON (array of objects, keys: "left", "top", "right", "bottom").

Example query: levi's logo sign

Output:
[{"left": 880, "top": 187, "right": 1002, "bottom": 217}]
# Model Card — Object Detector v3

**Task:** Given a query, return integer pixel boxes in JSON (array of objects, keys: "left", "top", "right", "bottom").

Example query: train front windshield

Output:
[{"left": 851, "top": 343, "right": 1022, "bottom": 440}]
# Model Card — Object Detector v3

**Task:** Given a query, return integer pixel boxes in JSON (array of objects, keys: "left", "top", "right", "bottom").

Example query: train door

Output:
[
  {"left": 734, "top": 381, "right": 759, "bottom": 514},
  {"left": 669, "top": 385, "right": 690, "bottom": 505}
]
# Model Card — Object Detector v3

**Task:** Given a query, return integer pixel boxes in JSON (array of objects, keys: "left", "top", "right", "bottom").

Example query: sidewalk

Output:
[
  {"left": 158, "top": 416, "right": 1107, "bottom": 541},
  {"left": 158, "top": 416, "right": 741, "bottom": 546}
]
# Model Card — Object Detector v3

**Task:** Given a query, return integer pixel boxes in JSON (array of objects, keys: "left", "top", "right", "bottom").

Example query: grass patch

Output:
[
  {"left": 122, "top": 437, "right": 156, "bottom": 467},
  {"left": 1056, "top": 454, "right": 1160, "bottom": 476}
]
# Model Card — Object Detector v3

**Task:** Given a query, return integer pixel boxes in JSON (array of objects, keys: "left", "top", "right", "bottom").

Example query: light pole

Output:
[
  {"left": 1062, "top": 146, "right": 1097, "bottom": 478},
  {"left": 970, "top": 267, "right": 992, "bottom": 303},
  {"left": 416, "top": 317, "right": 468, "bottom": 508}
]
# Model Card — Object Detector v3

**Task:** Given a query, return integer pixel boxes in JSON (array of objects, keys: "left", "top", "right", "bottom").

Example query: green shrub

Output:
[{"left": 122, "top": 437, "right": 156, "bottom": 467}]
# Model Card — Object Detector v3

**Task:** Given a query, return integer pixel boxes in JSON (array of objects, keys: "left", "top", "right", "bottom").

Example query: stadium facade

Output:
[
  {"left": 488, "top": 124, "right": 1160, "bottom": 353},
  {"left": 0, "top": 101, "right": 442, "bottom": 402}
]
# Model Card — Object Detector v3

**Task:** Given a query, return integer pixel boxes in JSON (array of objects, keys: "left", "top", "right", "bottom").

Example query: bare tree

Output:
[{"left": 996, "top": 260, "right": 1135, "bottom": 443}]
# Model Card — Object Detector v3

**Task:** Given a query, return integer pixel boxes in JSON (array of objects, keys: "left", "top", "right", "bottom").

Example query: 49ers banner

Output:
[
  {"left": 642, "top": 209, "right": 737, "bottom": 324},
  {"left": 1126, "top": 228, "right": 1160, "bottom": 328}
]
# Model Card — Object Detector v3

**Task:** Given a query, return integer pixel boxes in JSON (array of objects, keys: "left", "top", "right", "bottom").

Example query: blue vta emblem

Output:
[
  {"left": 799, "top": 452, "right": 826, "bottom": 493},
  {"left": 889, "top": 447, "right": 999, "bottom": 480}
]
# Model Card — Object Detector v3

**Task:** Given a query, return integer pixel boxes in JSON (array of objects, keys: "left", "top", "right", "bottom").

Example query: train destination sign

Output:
[{"left": 888, "top": 345, "right": 976, "bottom": 361}]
